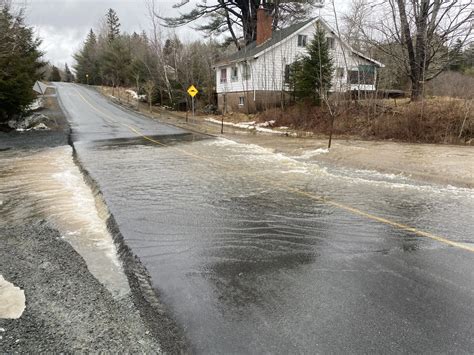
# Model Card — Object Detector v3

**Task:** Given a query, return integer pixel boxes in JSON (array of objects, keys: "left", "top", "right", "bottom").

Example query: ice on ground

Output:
[
  {"left": 27, "top": 98, "right": 42, "bottom": 111},
  {"left": 32, "top": 123, "right": 49, "bottom": 130},
  {"left": 125, "top": 89, "right": 146, "bottom": 101},
  {"left": 10, "top": 113, "right": 54, "bottom": 131},
  {"left": 0, "top": 275, "right": 25, "bottom": 319},
  {"left": 205, "top": 118, "right": 291, "bottom": 135},
  {"left": 256, "top": 120, "right": 275, "bottom": 127}
]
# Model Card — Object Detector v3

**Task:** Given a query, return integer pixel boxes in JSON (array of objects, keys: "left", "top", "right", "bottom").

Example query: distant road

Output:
[{"left": 56, "top": 83, "right": 188, "bottom": 143}]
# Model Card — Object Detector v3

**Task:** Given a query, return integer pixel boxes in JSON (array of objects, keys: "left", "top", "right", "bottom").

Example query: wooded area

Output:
[{"left": 0, "top": 1, "right": 43, "bottom": 123}]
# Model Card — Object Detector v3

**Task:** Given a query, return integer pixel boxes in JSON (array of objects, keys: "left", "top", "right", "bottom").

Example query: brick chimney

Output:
[{"left": 256, "top": 5, "right": 272, "bottom": 46}]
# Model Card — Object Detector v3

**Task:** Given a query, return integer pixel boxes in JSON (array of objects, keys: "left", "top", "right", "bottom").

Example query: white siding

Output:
[{"left": 216, "top": 19, "right": 378, "bottom": 94}]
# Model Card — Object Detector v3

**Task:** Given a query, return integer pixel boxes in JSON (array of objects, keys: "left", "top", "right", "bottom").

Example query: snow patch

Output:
[
  {"left": 32, "top": 122, "right": 49, "bottom": 131},
  {"left": 0, "top": 275, "right": 25, "bottom": 319},
  {"left": 10, "top": 113, "right": 52, "bottom": 131},
  {"left": 28, "top": 98, "right": 43, "bottom": 111},
  {"left": 205, "top": 118, "right": 292, "bottom": 135},
  {"left": 125, "top": 89, "right": 146, "bottom": 101}
]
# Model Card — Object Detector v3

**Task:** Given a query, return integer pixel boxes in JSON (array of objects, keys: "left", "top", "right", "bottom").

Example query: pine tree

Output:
[
  {"left": 102, "top": 36, "right": 132, "bottom": 87},
  {"left": 448, "top": 39, "right": 464, "bottom": 72},
  {"left": 106, "top": 8, "right": 120, "bottom": 42},
  {"left": 49, "top": 65, "right": 62, "bottom": 82},
  {"left": 0, "top": 5, "right": 44, "bottom": 122},
  {"left": 293, "top": 23, "right": 334, "bottom": 105},
  {"left": 73, "top": 29, "right": 100, "bottom": 84},
  {"left": 64, "top": 63, "right": 73, "bottom": 82}
]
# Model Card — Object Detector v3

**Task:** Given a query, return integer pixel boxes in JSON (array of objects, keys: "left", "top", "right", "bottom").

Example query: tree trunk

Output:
[{"left": 410, "top": 78, "right": 423, "bottom": 102}]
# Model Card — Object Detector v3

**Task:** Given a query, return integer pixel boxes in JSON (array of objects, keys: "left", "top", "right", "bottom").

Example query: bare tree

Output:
[
  {"left": 144, "top": 80, "right": 155, "bottom": 113},
  {"left": 147, "top": 0, "right": 174, "bottom": 104},
  {"left": 341, "top": 0, "right": 371, "bottom": 52},
  {"left": 363, "top": 0, "right": 472, "bottom": 101}
]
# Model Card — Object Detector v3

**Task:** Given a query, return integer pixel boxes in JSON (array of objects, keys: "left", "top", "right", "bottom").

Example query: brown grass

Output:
[{"left": 258, "top": 97, "right": 473, "bottom": 144}]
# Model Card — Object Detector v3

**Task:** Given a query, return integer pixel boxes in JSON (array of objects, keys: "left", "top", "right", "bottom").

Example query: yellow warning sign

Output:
[{"left": 187, "top": 85, "right": 198, "bottom": 97}]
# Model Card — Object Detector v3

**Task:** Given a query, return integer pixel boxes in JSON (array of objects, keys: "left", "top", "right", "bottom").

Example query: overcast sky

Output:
[{"left": 15, "top": 0, "right": 349, "bottom": 68}]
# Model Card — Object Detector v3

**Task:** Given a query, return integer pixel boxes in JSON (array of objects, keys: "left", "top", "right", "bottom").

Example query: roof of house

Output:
[
  {"left": 215, "top": 17, "right": 315, "bottom": 66},
  {"left": 215, "top": 17, "right": 384, "bottom": 68}
]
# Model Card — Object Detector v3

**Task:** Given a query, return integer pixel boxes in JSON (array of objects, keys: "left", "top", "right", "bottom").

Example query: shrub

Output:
[{"left": 258, "top": 97, "right": 472, "bottom": 144}]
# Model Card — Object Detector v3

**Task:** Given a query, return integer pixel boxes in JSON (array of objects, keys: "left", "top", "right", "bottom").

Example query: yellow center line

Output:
[{"left": 73, "top": 86, "right": 474, "bottom": 253}]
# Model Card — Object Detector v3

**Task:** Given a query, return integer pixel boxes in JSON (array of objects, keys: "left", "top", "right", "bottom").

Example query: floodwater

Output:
[
  {"left": 4, "top": 82, "right": 471, "bottom": 352},
  {"left": 0, "top": 146, "right": 129, "bottom": 298},
  {"left": 74, "top": 134, "right": 474, "bottom": 353}
]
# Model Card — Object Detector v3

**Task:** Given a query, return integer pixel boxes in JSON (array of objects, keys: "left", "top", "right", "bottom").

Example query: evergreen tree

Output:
[
  {"left": 0, "top": 4, "right": 44, "bottom": 122},
  {"left": 49, "top": 65, "right": 61, "bottom": 82},
  {"left": 448, "top": 39, "right": 464, "bottom": 72},
  {"left": 293, "top": 23, "right": 334, "bottom": 105},
  {"left": 461, "top": 43, "right": 474, "bottom": 75},
  {"left": 64, "top": 63, "right": 73, "bottom": 82},
  {"left": 106, "top": 8, "right": 120, "bottom": 42},
  {"left": 73, "top": 29, "right": 100, "bottom": 84},
  {"left": 102, "top": 36, "right": 132, "bottom": 87}
]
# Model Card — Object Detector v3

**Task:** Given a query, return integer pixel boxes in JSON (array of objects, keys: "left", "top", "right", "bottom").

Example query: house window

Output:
[
  {"left": 239, "top": 96, "right": 245, "bottom": 106},
  {"left": 284, "top": 64, "right": 291, "bottom": 83},
  {"left": 297, "top": 35, "right": 307, "bottom": 47},
  {"left": 335, "top": 67, "right": 344, "bottom": 78},
  {"left": 242, "top": 63, "right": 251, "bottom": 80},
  {"left": 348, "top": 70, "right": 359, "bottom": 84},
  {"left": 231, "top": 66, "right": 238, "bottom": 81},
  {"left": 327, "top": 37, "right": 335, "bottom": 50},
  {"left": 220, "top": 68, "right": 227, "bottom": 83},
  {"left": 349, "top": 70, "right": 375, "bottom": 85},
  {"left": 348, "top": 67, "right": 375, "bottom": 85}
]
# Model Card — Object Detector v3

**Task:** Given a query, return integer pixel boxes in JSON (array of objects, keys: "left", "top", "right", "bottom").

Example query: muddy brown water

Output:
[{"left": 0, "top": 146, "right": 130, "bottom": 298}]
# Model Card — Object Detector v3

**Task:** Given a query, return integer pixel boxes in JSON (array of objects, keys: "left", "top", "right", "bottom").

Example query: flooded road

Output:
[{"left": 57, "top": 83, "right": 474, "bottom": 353}]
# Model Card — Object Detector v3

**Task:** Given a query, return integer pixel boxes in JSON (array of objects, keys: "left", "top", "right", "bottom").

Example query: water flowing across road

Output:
[{"left": 56, "top": 83, "right": 474, "bottom": 353}]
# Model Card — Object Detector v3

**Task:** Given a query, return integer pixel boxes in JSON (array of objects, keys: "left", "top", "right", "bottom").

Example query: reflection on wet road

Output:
[{"left": 57, "top": 83, "right": 474, "bottom": 353}]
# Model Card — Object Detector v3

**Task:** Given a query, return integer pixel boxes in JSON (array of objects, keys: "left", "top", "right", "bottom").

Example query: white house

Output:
[{"left": 214, "top": 7, "right": 384, "bottom": 113}]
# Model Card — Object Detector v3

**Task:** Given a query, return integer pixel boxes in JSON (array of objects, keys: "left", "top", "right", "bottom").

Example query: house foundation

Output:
[{"left": 217, "top": 91, "right": 291, "bottom": 114}]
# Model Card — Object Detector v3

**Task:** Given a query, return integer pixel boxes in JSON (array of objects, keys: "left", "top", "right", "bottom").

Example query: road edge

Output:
[{"left": 57, "top": 86, "right": 190, "bottom": 354}]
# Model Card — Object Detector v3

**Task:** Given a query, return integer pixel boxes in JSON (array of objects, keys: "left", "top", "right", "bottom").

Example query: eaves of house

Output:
[{"left": 214, "top": 17, "right": 384, "bottom": 68}]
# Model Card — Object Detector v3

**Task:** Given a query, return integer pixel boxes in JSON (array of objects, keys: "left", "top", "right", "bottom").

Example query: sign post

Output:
[{"left": 187, "top": 85, "right": 198, "bottom": 121}]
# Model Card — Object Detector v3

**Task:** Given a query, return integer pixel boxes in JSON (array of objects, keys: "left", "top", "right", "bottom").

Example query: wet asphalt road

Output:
[{"left": 57, "top": 83, "right": 474, "bottom": 353}]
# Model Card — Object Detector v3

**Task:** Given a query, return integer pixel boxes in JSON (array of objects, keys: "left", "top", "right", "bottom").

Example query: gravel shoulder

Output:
[{"left": 0, "top": 222, "right": 159, "bottom": 352}]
